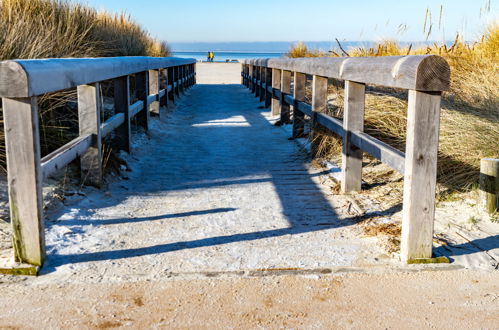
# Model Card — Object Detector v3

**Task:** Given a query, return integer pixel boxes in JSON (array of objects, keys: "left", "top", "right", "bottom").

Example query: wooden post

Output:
[
  {"left": 250, "top": 65, "right": 255, "bottom": 93},
  {"left": 174, "top": 66, "right": 180, "bottom": 97},
  {"left": 480, "top": 158, "right": 499, "bottom": 214},
  {"left": 135, "top": 71, "right": 149, "bottom": 131},
  {"left": 280, "top": 70, "right": 292, "bottom": 124},
  {"left": 78, "top": 83, "right": 103, "bottom": 187},
  {"left": 149, "top": 69, "right": 160, "bottom": 118},
  {"left": 255, "top": 66, "right": 261, "bottom": 98},
  {"left": 260, "top": 67, "right": 266, "bottom": 102},
  {"left": 292, "top": 72, "right": 306, "bottom": 138},
  {"left": 113, "top": 76, "right": 131, "bottom": 153},
  {"left": 3, "top": 97, "right": 45, "bottom": 266},
  {"left": 401, "top": 90, "right": 441, "bottom": 262},
  {"left": 241, "top": 64, "right": 245, "bottom": 85},
  {"left": 264, "top": 67, "right": 272, "bottom": 108},
  {"left": 311, "top": 75, "right": 328, "bottom": 157},
  {"left": 341, "top": 81, "right": 366, "bottom": 192},
  {"left": 162, "top": 69, "right": 168, "bottom": 108},
  {"left": 271, "top": 68, "right": 282, "bottom": 116},
  {"left": 168, "top": 67, "right": 175, "bottom": 103}
]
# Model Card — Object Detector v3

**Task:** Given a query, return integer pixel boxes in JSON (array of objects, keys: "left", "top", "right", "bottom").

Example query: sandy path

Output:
[
  {"left": 1, "top": 63, "right": 497, "bottom": 328},
  {"left": 1, "top": 270, "right": 497, "bottom": 328}
]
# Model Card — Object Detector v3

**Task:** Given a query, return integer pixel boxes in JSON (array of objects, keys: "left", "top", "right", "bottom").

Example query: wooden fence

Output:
[
  {"left": 0, "top": 56, "right": 196, "bottom": 267},
  {"left": 241, "top": 55, "right": 451, "bottom": 263}
]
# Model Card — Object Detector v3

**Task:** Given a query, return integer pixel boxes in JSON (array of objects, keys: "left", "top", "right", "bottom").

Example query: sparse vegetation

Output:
[
  {"left": 0, "top": 0, "right": 171, "bottom": 172},
  {"left": 288, "top": 22, "right": 499, "bottom": 193}
]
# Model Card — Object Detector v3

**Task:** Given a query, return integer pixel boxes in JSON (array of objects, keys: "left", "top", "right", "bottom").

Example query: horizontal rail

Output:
[
  {"left": 129, "top": 100, "right": 145, "bottom": 118},
  {"left": 349, "top": 131, "right": 405, "bottom": 174},
  {"left": 101, "top": 113, "right": 125, "bottom": 138},
  {"left": 243, "top": 55, "right": 450, "bottom": 91},
  {"left": 0, "top": 57, "right": 196, "bottom": 98},
  {"left": 41, "top": 134, "right": 93, "bottom": 180}
]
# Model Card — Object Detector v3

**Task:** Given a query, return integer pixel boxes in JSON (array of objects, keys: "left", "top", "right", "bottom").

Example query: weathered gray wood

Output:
[
  {"left": 113, "top": 76, "right": 131, "bottom": 153},
  {"left": 101, "top": 113, "right": 125, "bottom": 138},
  {"left": 249, "top": 65, "right": 255, "bottom": 92},
  {"left": 260, "top": 67, "right": 266, "bottom": 102},
  {"left": 129, "top": 100, "right": 145, "bottom": 118},
  {"left": 293, "top": 72, "right": 306, "bottom": 138},
  {"left": 315, "top": 112, "right": 344, "bottom": 136},
  {"left": 242, "top": 55, "right": 450, "bottom": 92},
  {"left": 78, "top": 83, "right": 103, "bottom": 187},
  {"left": 255, "top": 67, "right": 261, "bottom": 98},
  {"left": 148, "top": 69, "right": 161, "bottom": 118},
  {"left": 167, "top": 67, "right": 175, "bottom": 103},
  {"left": 311, "top": 75, "right": 328, "bottom": 157},
  {"left": 341, "top": 81, "right": 366, "bottom": 192},
  {"left": 280, "top": 70, "right": 292, "bottom": 124},
  {"left": 271, "top": 68, "right": 282, "bottom": 116},
  {"left": 174, "top": 66, "right": 180, "bottom": 97},
  {"left": 349, "top": 131, "right": 405, "bottom": 174},
  {"left": 401, "top": 90, "right": 441, "bottom": 262},
  {"left": 0, "top": 57, "right": 196, "bottom": 98},
  {"left": 265, "top": 67, "right": 272, "bottom": 108},
  {"left": 480, "top": 158, "right": 499, "bottom": 214},
  {"left": 135, "top": 71, "right": 149, "bottom": 131},
  {"left": 41, "top": 134, "right": 93, "bottom": 180},
  {"left": 3, "top": 97, "right": 44, "bottom": 266}
]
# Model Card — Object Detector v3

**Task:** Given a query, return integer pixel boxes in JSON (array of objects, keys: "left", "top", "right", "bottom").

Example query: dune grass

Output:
[
  {"left": 287, "top": 23, "right": 499, "bottom": 192},
  {"left": 0, "top": 0, "right": 171, "bottom": 172}
]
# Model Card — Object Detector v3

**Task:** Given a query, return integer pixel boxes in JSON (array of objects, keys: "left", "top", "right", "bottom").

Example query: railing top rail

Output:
[
  {"left": 242, "top": 55, "right": 450, "bottom": 92},
  {"left": 0, "top": 56, "right": 196, "bottom": 98}
]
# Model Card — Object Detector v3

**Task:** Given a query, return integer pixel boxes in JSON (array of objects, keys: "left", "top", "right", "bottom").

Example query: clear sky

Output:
[{"left": 81, "top": 0, "right": 497, "bottom": 42}]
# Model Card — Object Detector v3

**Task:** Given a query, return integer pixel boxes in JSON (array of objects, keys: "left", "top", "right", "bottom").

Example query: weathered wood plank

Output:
[
  {"left": 280, "top": 70, "right": 292, "bottom": 124},
  {"left": 129, "top": 100, "right": 145, "bottom": 118},
  {"left": 3, "top": 97, "right": 45, "bottom": 266},
  {"left": 265, "top": 67, "right": 272, "bottom": 108},
  {"left": 271, "top": 68, "right": 282, "bottom": 116},
  {"left": 311, "top": 75, "right": 328, "bottom": 157},
  {"left": 0, "top": 57, "right": 196, "bottom": 98},
  {"left": 101, "top": 113, "right": 125, "bottom": 138},
  {"left": 341, "top": 81, "right": 366, "bottom": 192},
  {"left": 78, "top": 83, "right": 103, "bottom": 187},
  {"left": 293, "top": 72, "right": 306, "bottom": 138},
  {"left": 113, "top": 75, "right": 131, "bottom": 153},
  {"left": 148, "top": 69, "right": 161, "bottom": 118},
  {"left": 41, "top": 134, "right": 93, "bottom": 180},
  {"left": 401, "top": 90, "right": 441, "bottom": 262},
  {"left": 349, "top": 131, "right": 405, "bottom": 174},
  {"left": 480, "top": 158, "right": 499, "bottom": 214},
  {"left": 242, "top": 55, "right": 450, "bottom": 92}
]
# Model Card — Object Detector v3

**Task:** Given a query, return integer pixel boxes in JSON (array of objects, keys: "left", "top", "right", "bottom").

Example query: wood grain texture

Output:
[
  {"left": 242, "top": 55, "right": 450, "bottom": 92},
  {"left": 0, "top": 57, "right": 196, "bottom": 98},
  {"left": 271, "top": 68, "right": 282, "bottom": 116},
  {"left": 3, "top": 97, "right": 45, "bottom": 266},
  {"left": 280, "top": 70, "right": 292, "bottom": 124},
  {"left": 292, "top": 72, "right": 306, "bottom": 138},
  {"left": 311, "top": 75, "right": 328, "bottom": 157},
  {"left": 78, "top": 83, "right": 103, "bottom": 187},
  {"left": 401, "top": 90, "right": 441, "bottom": 262},
  {"left": 341, "top": 81, "right": 365, "bottom": 192},
  {"left": 480, "top": 158, "right": 499, "bottom": 214}
]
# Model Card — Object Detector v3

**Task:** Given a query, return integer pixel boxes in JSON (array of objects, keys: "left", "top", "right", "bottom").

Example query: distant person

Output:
[
  {"left": 207, "top": 51, "right": 211, "bottom": 62},
  {"left": 209, "top": 51, "right": 215, "bottom": 62}
]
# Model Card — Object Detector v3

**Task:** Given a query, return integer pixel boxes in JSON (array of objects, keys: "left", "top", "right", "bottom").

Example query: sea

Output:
[{"left": 173, "top": 51, "right": 283, "bottom": 62}]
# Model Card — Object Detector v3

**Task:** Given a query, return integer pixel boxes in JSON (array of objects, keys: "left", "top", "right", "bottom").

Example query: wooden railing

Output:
[
  {"left": 0, "top": 56, "right": 196, "bottom": 266},
  {"left": 241, "top": 55, "right": 451, "bottom": 263}
]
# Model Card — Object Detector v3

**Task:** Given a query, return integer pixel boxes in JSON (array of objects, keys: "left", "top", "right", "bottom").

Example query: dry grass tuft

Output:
[
  {"left": 291, "top": 23, "right": 499, "bottom": 192},
  {"left": 0, "top": 0, "right": 172, "bottom": 172}
]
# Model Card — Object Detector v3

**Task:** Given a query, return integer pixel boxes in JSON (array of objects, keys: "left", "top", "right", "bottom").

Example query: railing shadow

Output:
[{"left": 42, "top": 83, "right": 399, "bottom": 273}]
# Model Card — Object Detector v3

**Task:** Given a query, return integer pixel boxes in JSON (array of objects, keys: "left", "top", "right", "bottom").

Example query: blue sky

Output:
[{"left": 82, "top": 0, "right": 497, "bottom": 42}]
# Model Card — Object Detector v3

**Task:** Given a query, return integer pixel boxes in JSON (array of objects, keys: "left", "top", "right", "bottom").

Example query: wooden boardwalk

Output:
[{"left": 40, "top": 64, "right": 381, "bottom": 279}]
